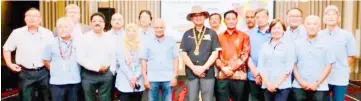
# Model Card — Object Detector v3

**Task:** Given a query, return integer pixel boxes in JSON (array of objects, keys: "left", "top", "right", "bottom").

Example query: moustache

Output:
[{"left": 95, "top": 24, "right": 101, "bottom": 27}]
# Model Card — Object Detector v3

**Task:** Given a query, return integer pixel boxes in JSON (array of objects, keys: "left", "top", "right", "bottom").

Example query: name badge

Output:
[{"left": 203, "top": 34, "right": 211, "bottom": 40}]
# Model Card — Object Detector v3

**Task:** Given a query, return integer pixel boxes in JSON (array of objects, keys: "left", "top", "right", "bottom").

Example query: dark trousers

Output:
[
  {"left": 215, "top": 79, "right": 246, "bottom": 101},
  {"left": 50, "top": 84, "right": 79, "bottom": 101},
  {"left": 248, "top": 81, "right": 264, "bottom": 101},
  {"left": 81, "top": 69, "right": 113, "bottom": 101},
  {"left": 292, "top": 88, "right": 327, "bottom": 101},
  {"left": 19, "top": 68, "right": 50, "bottom": 101},
  {"left": 263, "top": 88, "right": 290, "bottom": 101},
  {"left": 118, "top": 91, "right": 143, "bottom": 101}
]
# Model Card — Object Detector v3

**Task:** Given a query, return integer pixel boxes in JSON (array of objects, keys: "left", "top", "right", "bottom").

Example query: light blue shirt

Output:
[
  {"left": 247, "top": 28, "right": 271, "bottom": 81},
  {"left": 318, "top": 27, "right": 357, "bottom": 86},
  {"left": 140, "top": 27, "right": 155, "bottom": 40},
  {"left": 258, "top": 36, "right": 295, "bottom": 89},
  {"left": 115, "top": 40, "right": 144, "bottom": 92},
  {"left": 292, "top": 36, "right": 335, "bottom": 91},
  {"left": 284, "top": 25, "right": 307, "bottom": 41},
  {"left": 43, "top": 37, "right": 81, "bottom": 85},
  {"left": 140, "top": 36, "right": 179, "bottom": 82}
]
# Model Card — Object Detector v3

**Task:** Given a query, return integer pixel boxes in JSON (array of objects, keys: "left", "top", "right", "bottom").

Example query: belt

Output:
[{"left": 19, "top": 64, "right": 44, "bottom": 71}]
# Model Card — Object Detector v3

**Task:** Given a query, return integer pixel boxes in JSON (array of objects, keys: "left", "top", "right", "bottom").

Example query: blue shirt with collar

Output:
[
  {"left": 247, "top": 27, "right": 272, "bottom": 81},
  {"left": 140, "top": 35, "right": 179, "bottom": 82},
  {"left": 258, "top": 36, "right": 295, "bottom": 89},
  {"left": 318, "top": 27, "right": 357, "bottom": 86},
  {"left": 43, "top": 37, "right": 81, "bottom": 85},
  {"left": 292, "top": 35, "right": 335, "bottom": 91}
]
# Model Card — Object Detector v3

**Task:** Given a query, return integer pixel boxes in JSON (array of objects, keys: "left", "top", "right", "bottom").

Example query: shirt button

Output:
[{"left": 196, "top": 61, "right": 199, "bottom": 63}]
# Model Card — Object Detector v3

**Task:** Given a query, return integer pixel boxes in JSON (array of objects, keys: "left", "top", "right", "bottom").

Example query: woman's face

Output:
[
  {"left": 270, "top": 22, "right": 285, "bottom": 39},
  {"left": 126, "top": 27, "right": 137, "bottom": 39}
]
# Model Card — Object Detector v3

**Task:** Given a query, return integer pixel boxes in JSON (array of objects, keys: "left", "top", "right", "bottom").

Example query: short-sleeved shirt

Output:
[
  {"left": 258, "top": 36, "right": 295, "bottom": 89},
  {"left": 318, "top": 27, "right": 357, "bottom": 85},
  {"left": 140, "top": 36, "right": 179, "bottom": 82},
  {"left": 217, "top": 30, "right": 250, "bottom": 80},
  {"left": 247, "top": 28, "right": 271, "bottom": 81},
  {"left": 3, "top": 26, "right": 54, "bottom": 69},
  {"left": 292, "top": 36, "right": 335, "bottom": 91},
  {"left": 284, "top": 25, "right": 307, "bottom": 41},
  {"left": 180, "top": 27, "right": 221, "bottom": 79},
  {"left": 43, "top": 37, "right": 81, "bottom": 85}
]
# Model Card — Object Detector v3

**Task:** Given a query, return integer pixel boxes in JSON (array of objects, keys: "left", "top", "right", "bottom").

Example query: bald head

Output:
[
  {"left": 111, "top": 13, "right": 124, "bottom": 30},
  {"left": 152, "top": 18, "right": 165, "bottom": 38},
  {"left": 66, "top": 4, "right": 80, "bottom": 23},
  {"left": 25, "top": 8, "right": 41, "bottom": 27},
  {"left": 56, "top": 17, "right": 74, "bottom": 38},
  {"left": 304, "top": 15, "right": 321, "bottom": 36}
]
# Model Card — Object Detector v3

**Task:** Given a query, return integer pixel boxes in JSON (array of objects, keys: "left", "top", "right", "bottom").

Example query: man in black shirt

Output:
[{"left": 180, "top": 5, "right": 221, "bottom": 101}]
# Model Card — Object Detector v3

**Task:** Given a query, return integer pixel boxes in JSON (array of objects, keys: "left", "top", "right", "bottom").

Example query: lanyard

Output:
[{"left": 58, "top": 38, "right": 73, "bottom": 60}]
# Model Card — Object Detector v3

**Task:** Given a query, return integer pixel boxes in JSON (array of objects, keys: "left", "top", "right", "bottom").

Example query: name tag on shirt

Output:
[{"left": 203, "top": 34, "right": 211, "bottom": 40}]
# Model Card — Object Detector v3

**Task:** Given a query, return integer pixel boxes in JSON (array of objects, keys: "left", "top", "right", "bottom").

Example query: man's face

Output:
[
  {"left": 209, "top": 15, "right": 221, "bottom": 28},
  {"left": 91, "top": 16, "right": 105, "bottom": 32},
  {"left": 111, "top": 14, "right": 124, "bottom": 29},
  {"left": 191, "top": 13, "right": 206, "bottom": 25},
  {"left": 256, "top": 11, "right": 269, "bottom": 27},
  {"left": 139, "top": 12, "right": 151, "bottom": 27},
  {"left": 153, "top": 21, "right": 165, "bottom": 37},
  {"left": 224, "top": 13, "right": 238, "bottom": 29},
  {"left": 323, "top": 10, "right": 339, "bottom": 26},
  {"left": 25, "top": 10, "right": 41, "bottom": 27},
  {"left": 305, "top": 18, "right": 320, "bottom": 36},
  {"left": 66, "top": 8, "right": 80, "bottom": 23},
  {"left": 245, "top": 11, "right": 256, "bottom": 28},
  {"left": 57, "top": 21, "right": 73, "bottom": 38},
  {"left": 287, "top": 9, "right": 302, "bottom": 27}
]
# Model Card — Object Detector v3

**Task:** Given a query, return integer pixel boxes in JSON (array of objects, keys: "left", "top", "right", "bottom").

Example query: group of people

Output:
[{"left": 2, "top": 3, "right": 357, "bottom": 101}]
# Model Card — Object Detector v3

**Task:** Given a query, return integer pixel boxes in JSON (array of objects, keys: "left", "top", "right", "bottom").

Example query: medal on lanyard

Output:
[
  {"left": 59, "top": 38, "right": 73, "bottom": 71},
  {"left": 192, "top": 27, "right": 206, "bottom": 56}
]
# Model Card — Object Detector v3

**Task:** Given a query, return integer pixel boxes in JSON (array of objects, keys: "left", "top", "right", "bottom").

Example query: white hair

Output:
[{"left": 304, "top": 15, "right": 321, "bottom": 25}]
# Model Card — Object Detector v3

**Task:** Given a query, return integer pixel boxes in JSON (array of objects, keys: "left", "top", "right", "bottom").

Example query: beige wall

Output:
[{"left": 98, "top": 1, "right": 160, "bottom": 25}]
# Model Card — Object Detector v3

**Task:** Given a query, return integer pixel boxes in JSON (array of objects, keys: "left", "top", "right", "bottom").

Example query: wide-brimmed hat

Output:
[{"left": 186, "top": 5, "right": 210, "bottom": 21}]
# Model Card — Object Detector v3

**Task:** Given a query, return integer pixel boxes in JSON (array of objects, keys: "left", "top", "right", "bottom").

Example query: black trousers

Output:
[
  {"left": 19, "top": 68, "right": 50, "bottom": 101},
  {"left": 292, "top": 88, "right": 327, "bottom": 101},
  {"left": 215, "top": 79, "right": 246, "bottom": 101},
  {"left": 263, "top": 88, "right": 291, "bottom": 101},
  {"left": 118, "top": 91, "right": 143, "bottom": 101},
  {"left": 81, "top": 69, "right": 113, "bottom": 101},
  {"left": 248, "top": 81, "right": 264, "bottom": 101}
]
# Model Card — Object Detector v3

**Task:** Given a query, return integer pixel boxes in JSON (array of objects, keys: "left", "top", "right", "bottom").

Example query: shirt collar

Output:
[
  {"left": 287, "top": 25, "right": 304, "bottom": 33},
  {"left": 111, "top": 28, "right": 124, "bottom": 35},
  {"left": 326, "top": 27, "right": 341, "bottom": 35},
  {"left": 58, "top": 37, "right": 72, "bottom": 44},
  {"left": 269, "top": 35, "right": 286, "bottom": 44},
  {"left": 153, "top": 36, "right": 165, "bottom": 42},
  {"left": 25, "top": 26, "right": 42, "bottom": 33},
  {"left": 224, "top": 29, "right": 239, "bottom": 36},
  {"left": 257, "top": 27, "right": 270, "bottom": 35}
]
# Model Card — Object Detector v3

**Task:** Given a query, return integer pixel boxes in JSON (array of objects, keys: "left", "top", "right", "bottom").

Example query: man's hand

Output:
[
  {"left": 222, "top": 67, "right": 234, "bottom": 77},
  {"left": 144, "top": 79, "right": 151, "bottom": 90},
  {"left": 8, "top": 64, "right": 21, "bottom": 72},
  {"left": 306, "top": 83, "right": 318, "bottom": 91},
  {"left": 266, "top": 83, "right": 277, "bottom": 93},
  {"left": 170, "top": 77, "right": 178, "bottom": 87},
  {"left": 255, "top": 76, "right": 262, "bottom": 85},
  {"left": 130, "top": 76, "right": 137, "bottom": 88},
  {"left": 300, "top": 81, "right": 310, "bottom": 90},
  {"left": 192, "top": 66, "right": 206, "bottom": 77},
  {"left": 99, "top": 66, "right": 109, "bottom": 73}
]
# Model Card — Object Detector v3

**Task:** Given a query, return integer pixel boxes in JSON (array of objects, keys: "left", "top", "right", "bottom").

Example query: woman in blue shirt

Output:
[
  {"left": 115, "top": 23, "right": 145, "bottom": 101},
  {"left": 258, "top": 19, "right": 295, "bottom": 101}
]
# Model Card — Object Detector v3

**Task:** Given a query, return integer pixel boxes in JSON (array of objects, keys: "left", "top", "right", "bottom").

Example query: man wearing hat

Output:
[
  {"left": 318, "top": 5, "right": 357, "bottom": 101},
  {"left": 180, "top": 5, "right": 221, "bottom": 101}
]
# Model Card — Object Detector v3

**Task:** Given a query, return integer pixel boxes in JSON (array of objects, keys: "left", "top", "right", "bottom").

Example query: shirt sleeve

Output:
[
  {"left": 139, "top": 40, "right": 149, "bottom": 60},
  {"left": 42, "top": 44, "right": 53, "bottom": 61},
  {"left": 240, "top": 35, "right": 250, "bottom": 63},
  {"left": 346, "top": 32, "right": 357, "bottom": 56},
  {"left": 171, "top": 38, "right": 180, "bottom": 58},
  {"left": 257, "top": 44, "right": 266, "bottom": 74},
  {"left": 180, "top": 31, "right": 189, "bottom": 52},
  {"left": 76, "top": 38, "right": 102, "bottom": 72},
  {"left": 284, "top": 44, "right": 295, "bottom": 74},
  {"left": 3, "top": 30, "right": 18, "bottom": 51},
  {"left": 211, "top": 31, "right": 221, "bottom": 51}
]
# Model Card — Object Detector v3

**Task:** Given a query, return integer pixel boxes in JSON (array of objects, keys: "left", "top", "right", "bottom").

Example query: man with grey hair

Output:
[
  {"left": 54, "top": 4, "right": 91, "bottom": 38},
  {"left": 43, "top": 17, "right": 81, "bottom": 101},
  {"left": 292, "top": 15, "right": 334, "bottom": 101}
]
